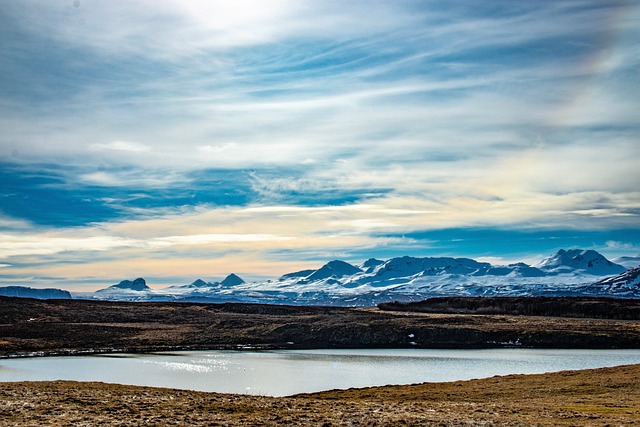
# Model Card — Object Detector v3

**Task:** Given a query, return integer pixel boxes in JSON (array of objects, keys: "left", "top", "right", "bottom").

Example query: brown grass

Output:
[{"left": 1, "top": 364, "right": 639, "bottom": 426}]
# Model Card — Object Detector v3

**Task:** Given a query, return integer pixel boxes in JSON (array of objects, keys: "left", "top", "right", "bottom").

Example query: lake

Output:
[{"left": 1, "top": 349, "right": 639, "bottom": 396}]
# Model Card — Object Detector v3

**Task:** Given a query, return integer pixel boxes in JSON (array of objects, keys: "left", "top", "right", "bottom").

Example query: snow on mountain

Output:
[
  {"left": 614, "top": 255, "right": 640, "bottom": 269},
  {"left": 164, "top": 279, "right": 213, "bottom": 293},
  {"left": 576, "top": 267, "right": 640, "bottom": 297},
  {"left": 97, "top": 277, "right": 150, "bottom": 292},
  {"left": 359, "top": 256, "right": 498, "bottom": 287},
  {"left": 0, "top": 286, "right": 72, "bottom": 300},
  {"left": 93, "top": 278, "right": 156, "bottom": 301},
  {"left": 360, "top": 258, "right": 385, "bottom": 273},
  {"left": 279, "top": 269, "right": 316, "bottom": 280},
  {"left": 484, "top": 263, "right": 546, "bottom": 277},
  {"left": 164, "top": 274, "right": 245, "bottom": 293},
  {"left": 535, "top": 249, "right": 626, "bottom": 276},
  {"left": 305, "top": 260, "right": 362, "bottom": 282},
  {"left": 81, "top": 249, "right": 637, "bottom": 305}
]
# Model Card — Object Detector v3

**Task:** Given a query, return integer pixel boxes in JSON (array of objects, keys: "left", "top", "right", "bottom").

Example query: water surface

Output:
[{"left": 1, "top": 348, "right": 639, "bottom": 396}]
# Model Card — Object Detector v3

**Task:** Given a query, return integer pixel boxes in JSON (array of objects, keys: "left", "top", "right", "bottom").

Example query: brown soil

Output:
[
  {"left": 1, "top": 297, "right": 640, "bottom": 357},
  {"left": 1, "top": 364, "right": 639, "bottom": 426}
]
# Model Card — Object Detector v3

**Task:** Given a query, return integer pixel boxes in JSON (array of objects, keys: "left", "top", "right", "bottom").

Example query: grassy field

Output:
[{"left": 1, "top": 364, "right": 639, "bottom": 426}]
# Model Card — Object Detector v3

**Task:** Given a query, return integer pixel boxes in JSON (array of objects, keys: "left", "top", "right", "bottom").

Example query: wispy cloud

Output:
[
  {"left": 91, "top": 141, "right": 152, "bottom": 153},
  {"left": 0, "top": 1, "right": 638, "bottom": 289}
]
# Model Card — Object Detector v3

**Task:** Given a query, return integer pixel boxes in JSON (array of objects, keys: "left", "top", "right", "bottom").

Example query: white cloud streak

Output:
[{"left": 0, "top": 1, "right": 638, "bottom": 288}]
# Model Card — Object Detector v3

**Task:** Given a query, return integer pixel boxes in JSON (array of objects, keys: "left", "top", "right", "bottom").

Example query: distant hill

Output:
[
  {"left": 96, "top": 278, "right": 150, "bottom": 293},
  {"left": 220, "top": 273, "right": 245, "bottom": 286},
  {"left": 0, "top": 286, "right": 72, "bottom": 300},
  {"left": 535, "top": 249, "right": 626, "bottom": 276}
]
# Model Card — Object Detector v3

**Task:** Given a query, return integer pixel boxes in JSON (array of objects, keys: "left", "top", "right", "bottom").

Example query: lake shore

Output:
[
  {"left": 2, "top": 296, "right": 640, "bottom": 359},
  {"left": 2, "top": 297, "right": 640, "bottom": 424},
  {"left": 1, "top": 364, "right": 639, "bottom": 426}
]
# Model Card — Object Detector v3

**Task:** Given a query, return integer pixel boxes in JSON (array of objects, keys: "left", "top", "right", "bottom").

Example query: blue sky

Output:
[{"left": 1, "top": 1, "right": 639, "bottom": 290}]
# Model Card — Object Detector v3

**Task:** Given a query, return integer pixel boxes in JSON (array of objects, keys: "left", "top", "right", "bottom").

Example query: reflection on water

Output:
[{"left": 1, "top": 348, "right": 639, "bottom": 396}]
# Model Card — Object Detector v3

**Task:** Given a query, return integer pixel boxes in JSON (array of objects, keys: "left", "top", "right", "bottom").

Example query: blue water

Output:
[{"left": 1, "top": 348, "right": 639, "bottom": 396}]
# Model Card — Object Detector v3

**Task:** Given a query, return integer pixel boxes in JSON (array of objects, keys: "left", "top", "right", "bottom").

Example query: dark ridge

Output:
[
  {"left": 0, "top": 286, "right": 72, "bottom": 300},
  {"left": 378, "top": 297, "right": 640, "bottom": 320}
]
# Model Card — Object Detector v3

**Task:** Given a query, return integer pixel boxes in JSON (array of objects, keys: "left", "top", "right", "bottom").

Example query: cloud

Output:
[
  {"left": 91, "top": 140, "right": 151, "bottom": 153},
  {"left": 0, "top": 1, "right": 638, "bottom": 288},
  {"left": 151, "top": 233, "right": 294, "bottom": 246},
  {"left": 0, "top": 234, "right": 137, "bottom": 258},
  {"left": 604, "top": 240, "right": 639, "bottom": 251}
]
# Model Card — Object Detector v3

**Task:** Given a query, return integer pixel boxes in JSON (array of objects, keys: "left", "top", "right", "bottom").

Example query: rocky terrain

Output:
[
  {"left": 1, "top": 364, "right": 639, "bottom": 426},
  {"left": 2, "top": 296, "right": 640, "bottom": 357}
]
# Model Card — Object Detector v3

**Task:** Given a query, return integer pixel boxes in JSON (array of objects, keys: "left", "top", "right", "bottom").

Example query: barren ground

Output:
[
  {"left": 1, "top": 297, "right": 640, "bottom": 425},
  {"left": 1, "top": 364, "right": 639, "bottom": 426},
  {"left": 2, "top": 297, "right": 640, "bottom": 357}
]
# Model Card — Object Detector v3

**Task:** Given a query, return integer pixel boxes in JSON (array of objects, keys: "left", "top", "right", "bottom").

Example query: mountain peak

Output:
[
  {"left": 306, "top": 260, "right": 362, "bottom": 281},
  {"left": 221, "top": 273, "right": 244, "bottom": 286},
  {"left": 189, "top": 279, "right": 210, "bottom": 288},
  {"left": 99, "top": 277, "right": 150, "bottom": 292},
  {"left": 536, "top": 249, "right": 625, "bottom": 275},
  {"left": 118, "top": 278, "right": 149, "bottom": 291},
  {"left": 361, "top": 258, "right": 384, "bottom": 267},
  {"left": 360, "top": 258, "right": 385, "bottom": 273}
]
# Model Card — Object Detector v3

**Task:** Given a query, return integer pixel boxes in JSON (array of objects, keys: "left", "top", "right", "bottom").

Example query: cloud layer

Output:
[{"left": 0, "top": 1, "right": 639, "bottom": 289}]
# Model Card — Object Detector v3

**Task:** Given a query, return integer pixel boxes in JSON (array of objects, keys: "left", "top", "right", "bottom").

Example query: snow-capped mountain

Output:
[
  {"left": 97, "top": 278, "right": 150, "bottom": 292},
  {"left": 576, "top": 267, "right": 640, "bottom": 297},
  {"left": 535, "top": 249, "right": 626, "bottom": 276},
  {"left": 360, "top": 258, "right": 385, "bottom": 273},
  {"left": 165, "top": 274, "right": 246, "bottom": 293},
  {"left": 82, "top": 249, "right": 637, "bottom": 305},
  {"left": 303, "top": 260, "right": 362, "bottom": 282}
]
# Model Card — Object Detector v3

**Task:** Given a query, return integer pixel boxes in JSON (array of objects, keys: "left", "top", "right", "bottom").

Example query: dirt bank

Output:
[{"left": 2, "top": 297, "right": 640, "bottom": 357}]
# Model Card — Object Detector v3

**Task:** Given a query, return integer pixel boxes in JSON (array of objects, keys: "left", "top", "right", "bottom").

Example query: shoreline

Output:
[
  {"left": 2, "top": 364, "right": 639, "bottom": 425},
  {"left": 2, "top": 297, "right": 639, "bottom": 424},
  {"left": 2, "top": 297, "right": 640, "bottom": 357},
  {"left": 0, "top": 344, "right": 282, "bottom": 360},
  {"left": 1, "top": 340, "right": 635, "bottom": 360}
]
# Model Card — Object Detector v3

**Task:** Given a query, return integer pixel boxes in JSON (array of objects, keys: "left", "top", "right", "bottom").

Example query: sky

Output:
[{"left": 1, "top": 0, "right": 639, "bottom": 291}]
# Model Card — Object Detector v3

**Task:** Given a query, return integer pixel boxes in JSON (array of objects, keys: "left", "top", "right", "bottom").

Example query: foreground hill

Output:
[
  {"left": 1, "top": 364, "right": 639, "bottom": 426},
  {"left": 1, "top": 296, "right": 640, "bottom": 357}
]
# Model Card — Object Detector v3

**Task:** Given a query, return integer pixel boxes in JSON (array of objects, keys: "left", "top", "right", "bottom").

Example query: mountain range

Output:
[
  {"left": 79, "top": 249, "right": 637, "bottom": 305},
  {"left": 3, "top": 249, "right": 638, "bottom": 305}
]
